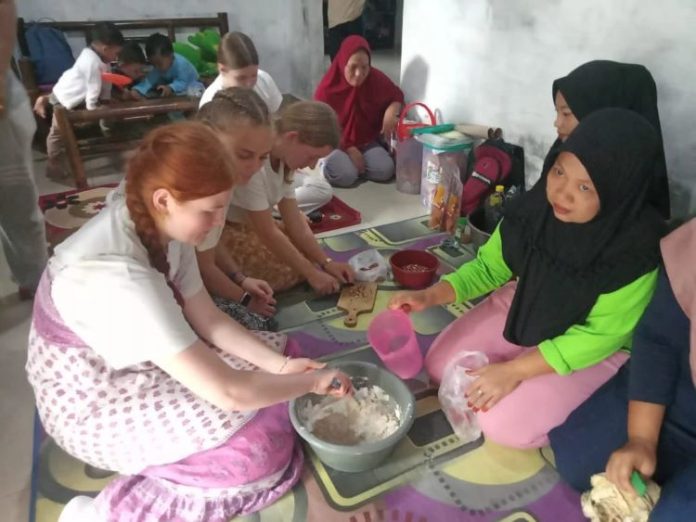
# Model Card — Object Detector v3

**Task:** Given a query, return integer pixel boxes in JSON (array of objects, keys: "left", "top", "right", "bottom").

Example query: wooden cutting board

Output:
[{"left": 337, "top": 282, "right": 378, "bottom": 327}]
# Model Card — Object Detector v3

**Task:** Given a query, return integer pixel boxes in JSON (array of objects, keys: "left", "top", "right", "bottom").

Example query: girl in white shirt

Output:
[
  {"left": 220, "top": 100, "right": 355, "bottom": 295},
  {"left": 34, "top": 22, "right": 124, "bottom": 178},
  {"left": 199, "top": 31, "right": 282, "bottom": 112},
  {"left": 200, "top": 31, "right": 333, "bottom": 214},
  {"left": 196, "top": 87, "right": 278, "bottom": 329},
  {"left": 26, "top": 121, "right": 350, "bottom": 522}
]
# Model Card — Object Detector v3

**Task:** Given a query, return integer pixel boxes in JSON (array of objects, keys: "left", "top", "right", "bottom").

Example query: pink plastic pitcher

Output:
[{"left": 367, "top": 309, "right": 423, "bottom": 379}]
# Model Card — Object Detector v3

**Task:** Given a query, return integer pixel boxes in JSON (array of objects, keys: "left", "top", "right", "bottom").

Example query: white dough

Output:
[{"left": 300, "top": 385, "right": 401, "bottom": 445}]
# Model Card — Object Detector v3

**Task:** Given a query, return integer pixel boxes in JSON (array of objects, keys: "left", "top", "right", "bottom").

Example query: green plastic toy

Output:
[
  {"left": 188, "top": 29, "right": 220, "bottom": 63},
  {"left": 172, "top": 39, "right": 218, "bottom": 78}
]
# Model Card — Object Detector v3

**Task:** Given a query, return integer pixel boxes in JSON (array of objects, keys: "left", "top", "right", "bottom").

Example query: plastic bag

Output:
[
  {"left": 428, "top": 156, "right": 464, "bottom": 234},
  {"left": 348, "top": 249, "right": 389, "bottom": 282},
  {"left": 438, "top": 351, "right": 489, "bottom": 443}
]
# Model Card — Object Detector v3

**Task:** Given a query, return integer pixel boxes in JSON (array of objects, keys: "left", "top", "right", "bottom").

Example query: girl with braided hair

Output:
[{"left": 26, "top": 121, "right": 351, "bottom": 521}]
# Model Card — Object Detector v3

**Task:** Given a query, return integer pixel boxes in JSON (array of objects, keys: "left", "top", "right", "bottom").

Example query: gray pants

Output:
[
  {"left": 322, "top": 143, "right": 395, "bottom": 188},
  {"left": 46, "top": 113, "right": 62, "bottom": 160},
  {"left": 0, "top": 73, "right": 48, "bottom": 291}
]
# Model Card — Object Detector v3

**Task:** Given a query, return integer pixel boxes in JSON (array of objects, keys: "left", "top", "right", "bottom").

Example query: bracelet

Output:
[{"left": 278, "top": 355, "right": 291, "bottom": 373}]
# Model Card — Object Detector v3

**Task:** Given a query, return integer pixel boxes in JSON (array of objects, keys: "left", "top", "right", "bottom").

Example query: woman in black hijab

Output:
[
  {"left": 389, "top": 109, "right": 665, "bottom": 449},
  {"left": 547, "top": 60, "right": 670, "bottom": 219}
]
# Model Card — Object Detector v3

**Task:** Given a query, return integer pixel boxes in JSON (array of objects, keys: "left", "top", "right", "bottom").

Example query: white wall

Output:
[
  {"left": 17, "top": 0, "right": 324, "bottom": 98},
  {"left": 401, "top": 0, "right": 696, "bottom": 218}
]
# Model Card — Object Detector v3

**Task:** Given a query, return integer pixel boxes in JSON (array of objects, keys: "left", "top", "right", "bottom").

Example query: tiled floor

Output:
[{"left": 0, "top": 148, "right": 423, "bottom": 521}]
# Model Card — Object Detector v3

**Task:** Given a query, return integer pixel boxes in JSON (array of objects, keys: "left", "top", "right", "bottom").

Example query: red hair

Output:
[{"left": 125, "top": 122, "right": 236, "bottom": 302}]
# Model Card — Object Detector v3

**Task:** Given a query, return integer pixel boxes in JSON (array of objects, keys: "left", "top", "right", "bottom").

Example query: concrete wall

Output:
[
  {"left": 17, "top": 0, "right": 324, "bottom": 98},
  {"left": 401, "top": 0, "right": 696, "bottom": 217}
]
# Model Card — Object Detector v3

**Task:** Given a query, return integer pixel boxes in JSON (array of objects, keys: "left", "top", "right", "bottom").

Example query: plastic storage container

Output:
[
  {"left": 418, "top": 131, "right": 474, "bottom": 210},
  {"left": 395, "top": 102, "right": 436, "bottom": 194}
]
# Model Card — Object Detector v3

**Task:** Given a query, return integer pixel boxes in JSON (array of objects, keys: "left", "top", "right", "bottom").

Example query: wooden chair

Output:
[{"left": 16, "top": 13, "right": 229, "bottom": 188}]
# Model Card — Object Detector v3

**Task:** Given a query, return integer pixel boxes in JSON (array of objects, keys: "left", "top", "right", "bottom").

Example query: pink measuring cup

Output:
[{"left": 367, "top": 309, "right": 423, "bottom": 379}]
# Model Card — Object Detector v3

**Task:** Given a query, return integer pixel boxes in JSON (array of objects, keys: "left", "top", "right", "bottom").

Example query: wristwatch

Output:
[
  {"left": 320, "top": 257, "right": 333, "bottom": 270},
  {"left": 240, "top": 292, "right": 252, "bottom": 308}
]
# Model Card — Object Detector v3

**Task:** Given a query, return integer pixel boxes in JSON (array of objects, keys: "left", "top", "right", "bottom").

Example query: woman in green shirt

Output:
[{"left": 389, "top": 108, "right": 665, "bottom": 449}]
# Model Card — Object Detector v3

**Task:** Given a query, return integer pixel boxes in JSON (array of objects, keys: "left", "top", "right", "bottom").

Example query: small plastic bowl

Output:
[{"left": 390, "top": 249, "right": 439, "bottom": 289}]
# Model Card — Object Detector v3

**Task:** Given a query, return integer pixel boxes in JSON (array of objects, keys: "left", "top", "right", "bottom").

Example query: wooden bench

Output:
[
  {"left": 54, "top": 98, "right": 198, "bottom": 189},
  {"left": 16, "top": 13, "right": 229, "bottom": 188}
]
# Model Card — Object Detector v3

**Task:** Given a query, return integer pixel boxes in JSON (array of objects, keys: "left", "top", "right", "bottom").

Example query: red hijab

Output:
[{"left": 314, "top": 35, "right": 404, "bottom": 149}]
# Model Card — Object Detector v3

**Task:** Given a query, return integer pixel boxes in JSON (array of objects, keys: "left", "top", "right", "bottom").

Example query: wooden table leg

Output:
[{"left": 53, "top": 106, "right": 88, "bottom": 189}]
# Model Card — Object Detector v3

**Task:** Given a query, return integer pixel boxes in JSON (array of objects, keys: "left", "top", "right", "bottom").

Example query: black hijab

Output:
[
  {"left": 501, "top": 108, "right": 665, "bottom": 347},
  {"left": 543, "top": 60, "right": 670, "bottom": 219}
]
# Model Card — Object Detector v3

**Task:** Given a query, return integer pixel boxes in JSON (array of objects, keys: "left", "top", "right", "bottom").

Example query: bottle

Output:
[
  {"left": 458, "top": 217, "right": 472, "bottom": 244},
  {"left": 483, "top": 185, "right": 505, "bottom": 232}
]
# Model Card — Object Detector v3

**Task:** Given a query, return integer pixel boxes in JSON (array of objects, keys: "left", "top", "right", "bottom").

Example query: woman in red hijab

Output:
[{"left": 315, "top": 35, "right": 404, "bottom": 187}]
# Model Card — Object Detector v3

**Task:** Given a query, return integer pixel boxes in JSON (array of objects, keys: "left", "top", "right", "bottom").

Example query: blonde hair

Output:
[
  {"left": 275, "top": 100, "right": 341, "bottom": 149},
  {"left": 217, "top": 32, "right": 258, "bottom": 69},
  {"left": 196, "top": 86, "right": 270, "bottom": 133}
]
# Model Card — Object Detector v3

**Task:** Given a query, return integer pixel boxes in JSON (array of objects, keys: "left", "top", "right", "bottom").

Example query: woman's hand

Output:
[
  {"left": 279, "top": 357, "right": 325, "bottom": 375},
  {"left": 241, "top": 277, "right": 275, "bottom": 302},
  {"left": 346, "top": 146, "right": 366, "bottom": 174},
  {"left": 324, "top": 261, "right": 355, "bottom": 285},
  {"left": 465, "top": 362, "right": 523, "bottom": 411},
  {"left": 606, "top": 438, "right": 657, "bottom": 494},
  {"left": 381, "top": 112, "right": 398, "bottom": 139},
  {"left": 312, "top": 369, "right": 353, "bottom": 397},
  {"left": 388, "top": 290, "right": 431, "bottom": 313},
  {"left": 247, "top": 295, "right": 276, "bottom": 317},
  {"left": 308, "top": 269, "right": 340, "bottom": 295}
]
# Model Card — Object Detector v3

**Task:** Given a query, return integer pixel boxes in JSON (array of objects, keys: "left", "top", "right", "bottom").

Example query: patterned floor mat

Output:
[{"left": 29, "top": 216, "right": 584, "bottom": 522}]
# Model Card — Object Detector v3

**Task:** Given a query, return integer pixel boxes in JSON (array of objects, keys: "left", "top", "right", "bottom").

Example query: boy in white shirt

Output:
[{"left": 34, "top": 22, "right": 124, "bottom": 178}]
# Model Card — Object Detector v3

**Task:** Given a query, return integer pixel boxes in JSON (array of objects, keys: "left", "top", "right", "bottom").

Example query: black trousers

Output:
[{"left": 327, "top": 16, "right": 364, "bottom": 62}]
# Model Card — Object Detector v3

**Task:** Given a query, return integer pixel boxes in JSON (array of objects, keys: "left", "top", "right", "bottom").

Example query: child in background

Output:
[
  {"left": 34, "top": 22, "right": 124, "bottom": 178},
  {"left": 132, "top": 33, "right": 202, "bottom": 98},
  {"left": 114, "top": 41, "right": 149, "bottom": 99}
]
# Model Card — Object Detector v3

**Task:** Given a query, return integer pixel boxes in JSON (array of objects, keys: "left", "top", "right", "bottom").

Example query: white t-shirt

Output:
[
  {"left": 53, "top": 47, "right": 111, "bottom": 110},
  {"left": 50, "top": 199, "right": 203, "bottom": 370},
  {"left": 226, "top": 159, "right": 296, "bottom": 224},
  {"left": 198, "top": 69, "right": 283, "bottom": 113}
]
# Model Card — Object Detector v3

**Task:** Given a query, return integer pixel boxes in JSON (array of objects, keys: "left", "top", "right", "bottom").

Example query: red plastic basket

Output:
[{"left": 396, "top": 102, "right": 436, "bottom": 142}]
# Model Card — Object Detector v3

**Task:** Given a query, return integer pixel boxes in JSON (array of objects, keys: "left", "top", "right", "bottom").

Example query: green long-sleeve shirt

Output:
[{"left": 441, "top": 226, "right": 658, "bottom": 375}]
